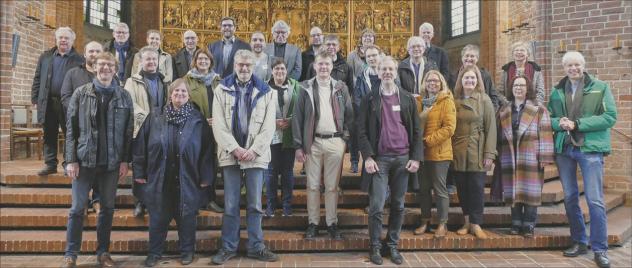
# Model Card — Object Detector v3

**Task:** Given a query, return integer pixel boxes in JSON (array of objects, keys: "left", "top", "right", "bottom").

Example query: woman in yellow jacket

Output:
[{"left": 413, "top": 70, "right": 456, "bottom": 238}]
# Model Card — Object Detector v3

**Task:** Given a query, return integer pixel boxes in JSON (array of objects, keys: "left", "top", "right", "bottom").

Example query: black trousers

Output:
[
  {"left": 43, "top": 97, "right": 66, "bottom": 168},
  {"left": 454, "top": 171, "right": 486, "bottom": 225}
]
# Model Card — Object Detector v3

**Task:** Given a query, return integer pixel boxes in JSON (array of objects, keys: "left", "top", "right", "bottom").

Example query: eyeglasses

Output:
[
  {"left": 114, "top": 31, "right": 129, "bottom": 35},
  {"left": 97, "top": 62, "right": 116, "bottom": 68},
  {"left": 274, "top": 31, "right": 288, "bottom": 35},
  {"left": 221, "top": 24, "right": 234, "bottom": 28},
  {"left": 310, "top": 33, "right": 323, "bottom": 37},
  {"left": 426, "top": 79, "right": 440, "bottom": 84}
]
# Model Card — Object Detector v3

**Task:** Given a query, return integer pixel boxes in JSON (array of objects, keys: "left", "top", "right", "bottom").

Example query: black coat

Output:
[
  {"left": 357, "top": 86, "right": 423, "bottom": 193},
  {"left": 103, "top": 39, "right": 138, "bottom": 83},
  {"left": 425, "top": 45, "right": 451, "bottom": 86},
  {"left": 132, "top": 108, "right": 215, "bottom": 216},
  {"left": 31, "top": 47, "right": 84, "bottom": 123},
  {"left": 397, "top": 57, "right": 438, "bottom": 95},
  {"left": 60, "top": 65, "right": 94, "bottom": 108},
  {"left": 172, "top": 47, "right": 197, "bottom": 80},
  {"left": 300, "top": 47, "right": 316, "bottom": 81},
  {"left": 305, "top": 53, "right": 354, "bottom": 95}
]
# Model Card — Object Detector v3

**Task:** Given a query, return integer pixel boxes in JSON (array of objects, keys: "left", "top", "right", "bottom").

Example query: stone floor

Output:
[{"left": 1, "top": 239, "right": 630, "bottom": 267}]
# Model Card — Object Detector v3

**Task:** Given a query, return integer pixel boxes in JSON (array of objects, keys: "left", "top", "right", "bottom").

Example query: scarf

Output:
[
  {"left": 188, "top": 68, "right": 218, "bottom": 87},
  {"left": 564, "top": 78, "right": 585, "bottom": 147},
  {"left": 506, "top": 62, "right": 535, "bottom": 90},
  {"left": 93, "top": 78, "right": 116, "bottom": 94},
  {"left": 268, "top": 79, "right": 288, "bottom": 111},
  {"left": 422, "top": 94, "right": 437, "bottom": 110},
  {"left": 113, "top": 41, "right": 130, "bottom": 80},
  {"left": 165, "top": 101, "right": 194, "bottom": 126}
]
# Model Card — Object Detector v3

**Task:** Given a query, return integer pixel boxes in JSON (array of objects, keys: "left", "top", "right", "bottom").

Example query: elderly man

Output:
[
  {"left": 251, "top": 31, "right": 273, "bottom": 81},
  {"left": 300, "top": 26, "right": 323, "bottom": 81},
  {"left": 293, "top": 51, "right": 353, "bottom": 241},
  {"left": 62, "top": 52, "right": 133, "bottom": 268},
  {"left": 264, "top": 20, "right": 301, "bottom": 80},
  {"left": 104, "top": 22, "right": 138, "bottom": 83},
  {"left": 210, "top": 50, "right": 278, "bottom": 265},
  {"left": 358, "top": 56, "right": 421, "bottom": 265},
  {"left": 397, "top": 36, "right": 438, "bottom": 96},
  {"left": 455, "top": 44, "right": 501, "bottom": 110},
  {"left": 548, "top": 51, "right": 617, "bottom": 268},
  {"left": 209, "top": 17, "right": 252, "bottom": 78},
  {"left": 131, "top": 30, "right": 173, "bottom": 83},
  {"left": 125, "top": 46, "right": 169, "bottom": 218},
  {"left": 31, "top": 27, "right": 85, "bottom": 176},
  {"left": 419, "top": 22, "right": 450, "bottom": 84},
  {"left": 172, "top": 30, "right": 199, "bottom": 79}
]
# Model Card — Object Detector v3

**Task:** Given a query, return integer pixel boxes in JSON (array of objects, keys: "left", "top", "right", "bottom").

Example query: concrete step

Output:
[
  {"left": 1, "top": 192, "right": 623, "bottom": 229},
  {"left": 1, "top": 206, "right": 629, "bottom": 253}
]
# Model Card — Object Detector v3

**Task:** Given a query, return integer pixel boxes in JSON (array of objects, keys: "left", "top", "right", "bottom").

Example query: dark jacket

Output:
[
  {"left": 305, "top": 53, "right": 354, "bottom": 93},
  {"left": 300, "top": 46, "right": 317, "bottom": 81},
  {"left": 208, "top": 37, "right": 251, "bottom": 78},
  {"left": 172, "top": 47, "right": 197, "bottom": 80},
  {"left": 103, "top": 39, "right": 138, "bottom": 83},
  {"left": 65, "top": 82, "right": 134, "bottom": 170},
  {"left": 31, "top": 47, "right": 84, "bottom": 123},
  {"left": 397, "top": 57, "right": 438, "bottom": 94},
  {"left": 450, "top": 67, "right": 502, "bottom": 110},
  {"left": 425, "top": 45, "right": 451, "bottom": 85},
  {"left": 358, "top": 86, "right": 423, "bottom": 192},
  {"left": 61, "top": 65, "right": 95, "bottom": 108},
  {"left": 132, "top": 108, "right": 215, "bottom": 216},
  {"left": 292, "top": 78, "right": 353, "bottom": 154}
]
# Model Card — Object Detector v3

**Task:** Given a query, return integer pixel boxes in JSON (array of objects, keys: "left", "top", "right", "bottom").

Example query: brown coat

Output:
[{"left": 452, "top": 92, "right": 497, "bottom": 172}]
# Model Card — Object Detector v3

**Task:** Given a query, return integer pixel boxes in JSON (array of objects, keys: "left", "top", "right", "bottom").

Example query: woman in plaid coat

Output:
[{"left": 492, "top": 75, "right": 554, "bottom": 237}]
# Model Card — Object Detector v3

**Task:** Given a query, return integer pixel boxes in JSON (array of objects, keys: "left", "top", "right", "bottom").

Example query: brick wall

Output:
[
  {"left": 0, "top": 0, "right": 83, "bottom": 161},
  {"left": 495, "top": 0, "right": 632, "bottom": 197}
]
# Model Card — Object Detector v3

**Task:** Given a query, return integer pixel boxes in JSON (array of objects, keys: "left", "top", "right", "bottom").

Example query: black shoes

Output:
[
  {"left": 144, "top": 255, "right": 160, "bottom": 267},
  {"left": 37, "top": 166, "right": 57, "bottom": 176},
  {"left": 369, "top": 247, "right": 383, "bottom": 265},
  {"left": 204, "top": 201, "right": 224, "bottom": 213},
  {"left": 381, "top": 247, "right": 403, "bottom": 265},
  {"left": 211, "top": 248, "right": 237, "bottom": 265},
  {"left": 133, "top": 202, "right": 146, "bottom": 218},
  {"left": 181, "top": 252, "right": 194, "bottom": 265},
  {"left": 351, "top": 162, "right": 359, "bottom": 173},
  {"left": 594, "top": 252, "right": 610, "bottom": 268},
  {"left": 246, "top": 247, "right": 279, "bottom": 262},
  {"left": 510, "top": 225, "right": 521, "bottom": 235},
  {"left": 563, "top": 242, "right": 588, "bottom": 257},
  {"left": 521, "top": 225, "right": 535, "bottom": 238},
  {"left": 327, "top": 223, "right": 343, "bottom": 240},
  {"left": 305, "top": 223, "right": 318, "bottom": 239}
]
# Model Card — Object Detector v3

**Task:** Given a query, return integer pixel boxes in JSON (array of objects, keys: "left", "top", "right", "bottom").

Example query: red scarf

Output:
[{"left": 507, "top": 62, "right": 535, "bottom": 89}]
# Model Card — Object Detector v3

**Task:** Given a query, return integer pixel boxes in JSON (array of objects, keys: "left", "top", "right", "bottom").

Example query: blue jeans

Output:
[
  {"left": 221, "top": 166, "right": 265, "bottom": 253},
  {"left": 368, "top": 155, "right": 409, "bottom": 249},
  {"left": 556, "top": 145, "right": 608, "bottom": 253},
  {"left": 511, "top": 203, "right": 538, "bottom": 227},
  {"left": 64, "top": 166, "right": 119, "bottom": 258},
  {"left": 266, "top": 144, "right": 295, "bottom": 210}
]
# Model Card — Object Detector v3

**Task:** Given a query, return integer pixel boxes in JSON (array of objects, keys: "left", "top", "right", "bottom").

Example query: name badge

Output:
[{"left": 392, "top": 105, "right": 401, "bottom": 111}]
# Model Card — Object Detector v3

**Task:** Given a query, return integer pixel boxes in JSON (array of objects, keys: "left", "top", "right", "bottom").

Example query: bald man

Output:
[{"left": 173, "top": 30, "right": 199, "bottom": 79}]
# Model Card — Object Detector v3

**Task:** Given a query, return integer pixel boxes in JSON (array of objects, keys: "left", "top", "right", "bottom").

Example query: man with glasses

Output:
[
  {"left": 397, "top": 36, "right": 438, "bottom": 96},
  {"left": 172, "top": 30, "right": 199, "bottom": 79},
  {"left": 300, "top": 26, "right": 323, "bottom": 81},
  {"left": 208, "top": 17, "right": 251, "bottom": 78},
  {"left": 104, "top": 22, "right": 138, "bottom": 84},
  {"left": 305, "top": 35, "right": 354, "bottom": 94},
  {"left": 264, "top": 20, "right": 301, "bottom": 80}
]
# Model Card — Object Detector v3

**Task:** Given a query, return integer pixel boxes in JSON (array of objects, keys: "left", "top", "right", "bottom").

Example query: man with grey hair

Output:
[
  {"left": 172, "top": 30, "right": 199, "bottom": 79},
  {"left": 264, "top": 20, "right": 302, "bottom": 80},
  {"left": 419, "top": 22, "right": 450, "bottom": 84},
  {"left": 549, "top": 51, "right": 617, "bottom": 268},
  {"left": 104, "top": 22, "right": 138, "bottom": 83},
  {"left": 397, "top": 36, "right": 438, "bottom": 96},
  {"left": 300, "top": 26, "right": 323, "bottom": 81},
  {"left": 31, "top": 26, "right": 85, "bottom": 176},
  {"left": 211, "top": 49, "right": 278, "bottom": 265}
]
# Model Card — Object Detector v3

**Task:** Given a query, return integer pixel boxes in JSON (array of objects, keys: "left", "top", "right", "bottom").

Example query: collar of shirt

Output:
[
  {"left": 54, "top": 49, "right": 69, "bottom": 57},
  {"left": 223, "top": 36, "right": 235, "bottom": 45}
]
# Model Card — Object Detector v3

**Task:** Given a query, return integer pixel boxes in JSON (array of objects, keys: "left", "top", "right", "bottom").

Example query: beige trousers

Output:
[{"left": 305, "top": 137, "right": 345, "bottom": 226}]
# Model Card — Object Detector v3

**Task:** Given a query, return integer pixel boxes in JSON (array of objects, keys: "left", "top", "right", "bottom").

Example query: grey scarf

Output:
[{"left": 564, "top": 79, "right": 585, "bottom": 146}]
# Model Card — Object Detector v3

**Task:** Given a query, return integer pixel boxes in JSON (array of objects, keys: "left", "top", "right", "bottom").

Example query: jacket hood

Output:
[
  {"left": 501, "top": 61, "right": 542, "bottom": 71},
  {"left": 130, "top": 71, "right": 165, "bottom": 82},
  {"left": 554, "top": 72, "right": 593, "bottom": 90}
]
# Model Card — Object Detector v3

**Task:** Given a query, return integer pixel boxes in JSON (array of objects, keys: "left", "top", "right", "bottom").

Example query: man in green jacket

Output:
[{"left": 548, "top": 51, "right": 617, "bottom": 268}]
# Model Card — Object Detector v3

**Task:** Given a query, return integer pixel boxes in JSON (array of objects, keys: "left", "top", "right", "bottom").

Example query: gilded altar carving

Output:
[{"left": 160, "top": 0, "right": 413, "bottom": 60}]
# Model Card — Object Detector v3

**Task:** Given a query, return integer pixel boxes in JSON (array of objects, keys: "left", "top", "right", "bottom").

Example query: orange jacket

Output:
[{"left": 419, "top": 90, "right": 456, "bottom": 161}]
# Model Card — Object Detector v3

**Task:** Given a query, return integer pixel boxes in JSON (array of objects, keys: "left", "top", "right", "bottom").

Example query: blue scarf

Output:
[
  {"left": 113, "top": 41, "right": 130, "bottom": 80},
  {"left": 93, "top": 78, "right": 116, "bottom": 94}
]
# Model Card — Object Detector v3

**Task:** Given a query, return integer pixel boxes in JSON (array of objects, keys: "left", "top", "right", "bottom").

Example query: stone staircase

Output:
[{"left": 1, "top": 158, "right": 630, "bottom": 254}]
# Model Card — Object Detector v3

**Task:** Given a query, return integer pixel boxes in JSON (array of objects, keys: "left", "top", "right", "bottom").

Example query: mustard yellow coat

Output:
[{"left": 419, "top": 90, "right": 456, "bottom": 161}]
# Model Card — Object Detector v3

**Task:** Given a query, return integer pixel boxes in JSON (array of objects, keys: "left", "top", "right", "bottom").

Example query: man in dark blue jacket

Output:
[{"left": 208, "top": 17, "right": 251, "bottom": 78}]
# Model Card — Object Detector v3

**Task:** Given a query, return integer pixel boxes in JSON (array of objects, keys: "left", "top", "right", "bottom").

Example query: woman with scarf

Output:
[
  {"left": 265, "top": 58, "right": 299, "bottom": 217},
  {"left": 498, "top": 41, "right": 545, "bottom": 104},
  {"left": 492, "top": 75, "right": 554, "bottom": 237},
  {"left": 183, "top": 48, "right": 224, "bottom": 213},
  {"left": 413, "top": 70, "right": 456, "bottom": 238},
  {"left": 133, "top": 78, "right": 215, "bottom": 267}
]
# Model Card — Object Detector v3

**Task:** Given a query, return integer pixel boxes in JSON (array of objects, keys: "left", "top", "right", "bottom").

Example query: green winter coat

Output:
[{"left": 547, "top": 73, "right": 617, "bottom": 154}]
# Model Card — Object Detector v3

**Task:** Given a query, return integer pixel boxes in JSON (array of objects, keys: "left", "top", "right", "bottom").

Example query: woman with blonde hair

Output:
[
  {"left": 413, "top": 70, "right": 456, "bottom": 238},
  {"left": 498, "top": 41, "right": 545, "bottom": 104}
]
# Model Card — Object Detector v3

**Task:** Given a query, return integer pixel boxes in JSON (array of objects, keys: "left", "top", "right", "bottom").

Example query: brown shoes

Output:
[
  {"left": 470, "top": 224, "right": 488, "bottom": 239},
  {"left": 434, "top": 223, "right": 447, "bottom": 238},
  {"left": 456, "top": 222, "right": 470, "bottom": 235},
  {"left": 97, "top": 252, "right": 115, "bottom": 267},
  {"left": 61, "top": 256, "right": 76, "bottom": 268},
  {"left": 413, "top": 220, "right": 430, "bottom": 235}
]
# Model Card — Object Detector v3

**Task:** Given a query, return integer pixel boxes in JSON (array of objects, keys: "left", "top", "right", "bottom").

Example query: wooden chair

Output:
[{"left": 11, "top": 106, "right": 43, "bottom": 160}]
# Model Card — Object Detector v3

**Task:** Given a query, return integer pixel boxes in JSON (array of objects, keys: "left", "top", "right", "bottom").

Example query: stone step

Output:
[
  {"left": 0, "top": 192, "right": 623, "bottom": 229},
  {"left": 0, "top": 178, "right": 581, "bottom": 208},
  {"left": 1, "top": 206, "right": 629, "bottom": 253}
]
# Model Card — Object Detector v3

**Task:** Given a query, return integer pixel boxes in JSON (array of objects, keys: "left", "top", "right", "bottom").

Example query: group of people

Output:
[{"left": 30, "top": 17, "right": 616, "bottom": 268}]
